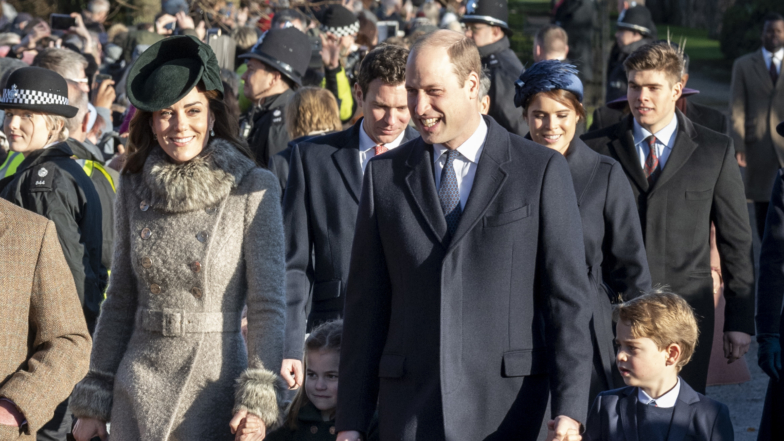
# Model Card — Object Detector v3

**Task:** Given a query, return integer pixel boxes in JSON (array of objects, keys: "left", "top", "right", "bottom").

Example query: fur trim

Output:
[
  {"left": 133, "top": 138, "right": 256, "bottom": 213},
  {"left": 69, "top": 371, "right": 115, "bottom": 422},
  {"left": 233, "top": 368, "right": 285, "bottom": 429}
]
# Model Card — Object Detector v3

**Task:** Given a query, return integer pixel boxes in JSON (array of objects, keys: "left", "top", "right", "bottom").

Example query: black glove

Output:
[{"left": 758, "top": 333, "right": 782, "bottom": 382}]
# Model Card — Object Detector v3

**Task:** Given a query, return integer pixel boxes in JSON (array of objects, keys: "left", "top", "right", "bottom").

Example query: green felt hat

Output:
[{"left": 127, "top": 35, "right": 224, "bottom": 112}]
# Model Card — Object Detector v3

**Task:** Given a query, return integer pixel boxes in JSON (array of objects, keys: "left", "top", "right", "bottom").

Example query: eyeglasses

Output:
[{"left": 70, "top": 78, "right": 89, "bottom": 84}]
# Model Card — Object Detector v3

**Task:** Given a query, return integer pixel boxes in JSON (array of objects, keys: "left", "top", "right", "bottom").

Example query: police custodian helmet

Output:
[{"left": 461, "top": 0, "right": 513, "bottom": 36}]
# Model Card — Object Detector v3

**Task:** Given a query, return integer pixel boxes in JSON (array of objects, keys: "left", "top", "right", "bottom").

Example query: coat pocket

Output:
[
  {"left": 312, "top": 280, "right": 341, "bottom": 302},
  {"left": 378, "top": 354, "right": 405, "bottom": 378},
  {"left": 502, "top": 348, "right": 547, "bottom": 377},
  {"left": 685, "top": 189, "right": 712, "bottom": 200},
  {"left": 484, "top": 205, "right": 530, "bottom": 228}
]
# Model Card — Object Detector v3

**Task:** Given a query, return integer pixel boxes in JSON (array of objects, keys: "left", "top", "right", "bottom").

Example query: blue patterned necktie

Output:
[{"left": 439, "top": 149, "right": 462, "bottom": 237}]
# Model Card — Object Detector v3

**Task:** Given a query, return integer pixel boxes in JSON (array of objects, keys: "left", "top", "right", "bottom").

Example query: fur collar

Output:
[{"left": 133, "top": 138, "right": 256, "bottom": 213}]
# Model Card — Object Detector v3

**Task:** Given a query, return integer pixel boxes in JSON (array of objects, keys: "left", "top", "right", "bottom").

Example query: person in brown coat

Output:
[{"left": 0, "top": 198, "right": 91, "bottom": 440}]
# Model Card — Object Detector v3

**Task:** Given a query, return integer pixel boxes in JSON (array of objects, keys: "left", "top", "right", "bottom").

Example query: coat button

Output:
[
  {"left": 150, "top": 284, "right": 161, "bottom": 294},
  {"left": 191, "top": 287, "right": 203, "bottom": 298},
  {"left": 330, "top": 426, "right": 336, "bottom": 435},
  {"left": 196, "top": 232, "right": 207, "bottom": 243},
  {"left": 141, "top": 257, "right": 152, "bottom": 268},
  {"left": 310, "top": 426, "right": 318, "bottom": 434},
  {"left": 191, "top": 261, "right": 201, "bottom": 273},
  {"left": 140, "top": 201, "right": 149, "bottom": 211},
  {"left": 206, "top": 206, "right": 217, "bottom": 214},
  {"left": 141, "top": 228, "right": 152, "bottom": 239}
]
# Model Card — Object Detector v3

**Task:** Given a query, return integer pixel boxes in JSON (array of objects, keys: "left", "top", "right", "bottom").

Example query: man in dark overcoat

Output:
[
  {"left": 582, "top": 42, "right": 755, "bottom": 394},
  {"left": 335, "top": 30, "right": 593, "bottom": 441},
  {"left": 279, "top": 45, "right": 419, "bottom": 389}
]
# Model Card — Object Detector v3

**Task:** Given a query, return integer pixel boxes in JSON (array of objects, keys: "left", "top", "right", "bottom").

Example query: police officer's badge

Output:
[
  {"left": 466, "top": 0, "right": 478, "bottom": 15},
  {"left": 38, "top": 167, "right": 48, "bottom": 177}
]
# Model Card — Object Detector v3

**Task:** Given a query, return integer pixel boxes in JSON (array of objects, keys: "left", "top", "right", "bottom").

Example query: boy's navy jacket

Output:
[{"left": 584, "top": 380, "right": 734, "bottom": 441}]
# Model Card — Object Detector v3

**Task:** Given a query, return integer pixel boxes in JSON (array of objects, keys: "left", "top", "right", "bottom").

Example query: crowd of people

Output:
[{"left": 0, "top": 0, "right": 783, "bottom": 440}]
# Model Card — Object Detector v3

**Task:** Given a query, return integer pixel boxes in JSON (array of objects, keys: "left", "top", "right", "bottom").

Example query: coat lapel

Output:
[
  {"left": 448, "top": 117, "right": 510, "bottom": 251},
  {"left": 752, "top": 50, "right": 775, "bottom": 91},
  {"left": 619, "top": 388, "right": 640, "bottom": 441},
  {"left": 666, "top": 381, "right": 699, "bottom": 441},
  {"left": 565, "top": 138, "right": 599, "bottom": 206},
  {"left": 404, "top": 139, "right": 449, "bottom": 248},
  {"left": 648, "top": 110, "right": 699, "bottom": 195},
  {"left": 331, "top": 123, "right": 363, "bottom": 203},
  {"left": 610, "top": 116, "right": 649, "bottom": 193}
]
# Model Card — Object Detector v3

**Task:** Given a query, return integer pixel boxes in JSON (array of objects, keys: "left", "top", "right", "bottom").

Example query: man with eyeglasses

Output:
[
  {"left": 462, "top": 0, "right": 527, "bottom": 137},
  {"left": 32, "top": 48, "right": 90, "bottom": 94}
]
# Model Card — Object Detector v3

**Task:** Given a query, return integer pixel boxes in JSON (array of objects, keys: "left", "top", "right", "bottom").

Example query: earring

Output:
[{"left": 210, "top": 129, "right": 215, "bottom": 136}]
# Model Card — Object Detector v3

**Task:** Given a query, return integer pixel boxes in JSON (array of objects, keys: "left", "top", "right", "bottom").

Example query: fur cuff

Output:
[
  {"left": 233, "top": 368, "right": 284, "bottom": 429},
  {"left": 68, "top": 371, "right": 114, "bottom": 421}
]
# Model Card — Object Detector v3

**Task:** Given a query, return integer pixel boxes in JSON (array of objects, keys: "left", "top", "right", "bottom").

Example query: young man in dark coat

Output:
[
  {"left": 582, "top": 42, "right": 755, "bottom": 394},
  {"left": 335, "top": 30, "right": 593, "bottom": 441},
  {"left": 280, "top": 45, "right": 419, "bottom": 389},
  {"left": 461, "top": 0, "right": 528, "bottom": 137}
]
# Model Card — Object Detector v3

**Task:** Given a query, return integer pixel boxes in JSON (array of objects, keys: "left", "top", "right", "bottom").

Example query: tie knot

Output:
[
  {"left": 443, "top": 149, "right": 460, "bottom": 163},
  {"left": 374, "top": 144, "right": 388, "bottom": 156},
  {"left": 647, "top": 135, "right": 657, "bottom": 147}
]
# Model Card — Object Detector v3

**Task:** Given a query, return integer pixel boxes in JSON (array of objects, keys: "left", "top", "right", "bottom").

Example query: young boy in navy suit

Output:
[{"left": 584, "top": 291, "right": 734, "bottom": 441}]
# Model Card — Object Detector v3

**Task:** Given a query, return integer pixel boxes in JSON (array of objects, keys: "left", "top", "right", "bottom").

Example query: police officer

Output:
[
  {"left": 606, "top": 5, "right": 656, "bottom": 102},
  {"left": 462, "top": 0, "right": 528, "bottom": 136},
  {"left": 239, "top": 28, "right": 311, "bottom": 167}
]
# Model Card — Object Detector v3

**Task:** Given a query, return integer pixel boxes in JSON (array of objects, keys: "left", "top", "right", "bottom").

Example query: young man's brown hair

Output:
[
  {"left": 623, "top": 41, "right": 684, "bottom": 86},
  {"left": 614, "top": 289, "right": 700, "bottom": 370},
  {"left": 356, "top": 44, "right": 409, "bottom": 95},
  {"left": 411, "top": 30, "right": 481, "bottom": 88}
]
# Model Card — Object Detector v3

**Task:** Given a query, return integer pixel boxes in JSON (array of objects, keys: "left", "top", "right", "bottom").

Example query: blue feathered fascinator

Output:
[{"left": 514, "top": 60, "right": 583, "bottom": 108}]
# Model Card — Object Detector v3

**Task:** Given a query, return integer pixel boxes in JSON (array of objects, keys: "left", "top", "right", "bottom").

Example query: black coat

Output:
[
  {"left": 241, "top": 88, "right": 294, "bottom": 167},
  {"left": 584, "top": 380, "right": 734, "bottom": 441},
  {"left": 265, "top": 403, "right": 337, "bottom": 441},
  {"left": 581, "top": 111, "right": 755, "bottom": 393},
  {"left": 335, "top": 116, "right": 594, "bottom": 441},
  {"left": 588, "top": 100, "right": 728, "bottom": 135},
  {"left": 478, "top": 37, "right": 528, "bottom": 137},
  {"left": 282, "top": 121, "right": 419, "bottom": 360},
  {"left": 606, "top": 38, "right": 653, "bottom": 103},
  {"left": 0, "top": 142, "right": 106, "bottom": 330},
  {"left": 562, "top": 138, "right": 651, "bottom": 401}
]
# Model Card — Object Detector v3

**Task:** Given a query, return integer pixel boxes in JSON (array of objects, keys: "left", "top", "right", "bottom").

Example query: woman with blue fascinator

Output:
[{"left": 515, "top": 60, "right": 652, "bottom": 405}]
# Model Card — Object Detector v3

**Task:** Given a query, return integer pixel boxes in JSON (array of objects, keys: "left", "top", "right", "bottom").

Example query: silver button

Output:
[
  {"left": 141, "top": 228, "right": 152, "bottom": 240},
  {"left": 196, "top": 232, "right": 207, "bottom": 243},
  {"left": 141, "top": 257, "right": 152, "bottom": 268},
  {"left": 150, "top": 283, "right": 161, "bottom": 294},
  {"left": 140, "top": 201, "right": 149, "bottom": 211}
]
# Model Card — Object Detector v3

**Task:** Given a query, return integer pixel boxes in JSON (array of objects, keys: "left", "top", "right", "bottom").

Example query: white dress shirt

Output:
[
  {"left": 633, "top": 114, "right": 679, "bottom": 171},
  {"left": 433, "top": 117, "right": 488, "bottom": 210},
  {"left": 762, "top": 47, "right": 784, "bottom": 76},
  {"left": 358, "top": 121, "right": 407, "bottom": 173},
  {"left": 637, "top": 378, "right": 681, "bottom": 408}
]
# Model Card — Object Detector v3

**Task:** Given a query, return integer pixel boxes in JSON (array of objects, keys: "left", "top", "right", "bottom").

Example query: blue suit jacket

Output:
[{"left": 585, "top": 380, "right": 734, "bottom": 441}]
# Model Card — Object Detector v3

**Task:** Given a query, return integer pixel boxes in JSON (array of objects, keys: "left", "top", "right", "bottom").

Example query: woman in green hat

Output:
[{"left": 70, "top": 36, "right": 285, "bottom": 441}]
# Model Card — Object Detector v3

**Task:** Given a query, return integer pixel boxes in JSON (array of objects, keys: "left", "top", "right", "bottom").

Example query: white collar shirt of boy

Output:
[{"left": 637, "top": 377, "right": 681, "bottom": 408}]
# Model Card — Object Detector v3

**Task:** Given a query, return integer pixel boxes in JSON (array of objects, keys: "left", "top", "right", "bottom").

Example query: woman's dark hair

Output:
[
  {"left": 123, "top": 84, "right": 255, "bottom": 174},
  {"left": 285, "top": 320, "right": 343, "bottom": 430},
  {"left": 355, "top": 13, "right": 378, "bottom": 49},
  {"left": 523, "top": 88, "right": 586, "bottom": 121}
]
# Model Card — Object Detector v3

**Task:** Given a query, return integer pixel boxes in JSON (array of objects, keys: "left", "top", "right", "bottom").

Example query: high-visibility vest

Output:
[
  {"left": 0, "top": 151, "right": 23, "bottom": 178},
  {"left": 75, "top": 158, "right": 116, "bottom": 192}
]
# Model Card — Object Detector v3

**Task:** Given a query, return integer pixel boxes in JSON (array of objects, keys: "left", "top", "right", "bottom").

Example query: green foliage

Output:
[{"left": 720, "top": 0, "right": 784, "bottom": 60}]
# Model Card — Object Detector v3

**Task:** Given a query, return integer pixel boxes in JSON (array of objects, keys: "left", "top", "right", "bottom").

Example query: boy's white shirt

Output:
[{"left": 637, "top": 377, "right": 681, "bottom": 408}]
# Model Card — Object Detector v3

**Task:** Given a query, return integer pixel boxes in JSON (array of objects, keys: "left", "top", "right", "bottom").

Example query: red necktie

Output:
[
  {"left": 644, "top": 136, "right": 659, "bottom": 183},
  {"left": 374, "top": 145, "right": 388, "bottom": 156}
]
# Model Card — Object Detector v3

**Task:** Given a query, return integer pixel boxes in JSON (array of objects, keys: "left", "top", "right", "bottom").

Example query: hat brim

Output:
[
  {"left": 239, "top": 52, "right": 303, "bottom": 86},
  {"left": 461, "top": 16, "right": 513, "bottom": 36},
  {"left": 616, "top": 22, "right": 652, "bottom": 37},
  {"left": 0, "top": 101, "right": 78, "bottom": 118},
  {"left": 778, "top": 121, "right": 784, "bottom": 137}
]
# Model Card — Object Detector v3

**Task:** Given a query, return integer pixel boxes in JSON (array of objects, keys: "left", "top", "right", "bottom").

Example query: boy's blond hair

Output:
[{"left": 614, "top": 290, "right": 699, "bottom": 370}]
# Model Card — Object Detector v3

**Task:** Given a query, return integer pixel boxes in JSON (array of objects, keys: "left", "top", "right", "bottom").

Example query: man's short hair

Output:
[
  {"left": 763, "top": 12, "right": 784, "bottom": 25},
  {"left": 65, "top": 81, "right": 89, "bottom": 134},
  {"left": 623, "top": 41, "right": 684, "bottom": 86},
  {"left": 614, "top": 289, "right": 699, "bottom": 370},
  {"left": 478, "top": 68, "right": 490, "bottom": 101},
  {"left": 357, "top": 44, "right": 409, "bottom": 96},
  {"left": 534, "top": 25, "right": 568, "bottom": 54},
  {"left": 271, "top": 9, "right": 307, "bottom": 30},
  {"left": 411, "top": 30, "right": 481, "bottom": 89},
  {"left": 88, "top": 0, "right": 110, "bottom": 14},
  {"left": 33, "top": 48, "right": 89, "bottom": 82}
]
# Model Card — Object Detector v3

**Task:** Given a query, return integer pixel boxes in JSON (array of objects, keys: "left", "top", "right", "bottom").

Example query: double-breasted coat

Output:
[
  {"left": 582, "top": 111, "right": 755, "bottom": 393},
  {"left": 69, "top": 139, "right": 287, "bottom": 440}
]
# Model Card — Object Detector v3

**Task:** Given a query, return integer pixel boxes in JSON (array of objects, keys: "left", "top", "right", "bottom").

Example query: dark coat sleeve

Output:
[
  {"left": 710, "top": 403, "right": 734, "bottom": 441},
  {"left": 282, "top": 144, "right": 315, "bottom": 360},
  {"left": 712, "top": 138, "right": 756, "bottom": 335},
  {"left": 335, "top": 159, "right": 392, "bottom": 432},
  {"left": 583, "top": 393, "right": 603, "bottom": 441},
  {"left": 757, "top": 169, "right": 784, "bottom": 335},
  {"left": 601, "top": 161, "right": 651, "bottom": 299}
]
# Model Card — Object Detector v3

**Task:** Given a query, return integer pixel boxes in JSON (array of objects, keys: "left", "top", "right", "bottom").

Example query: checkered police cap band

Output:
[
  {"left": 0, "top": 84, "right": 69, "bottom": 106},
  {"left": 321, "top": 21, "right": 360, "bottom": 38}
]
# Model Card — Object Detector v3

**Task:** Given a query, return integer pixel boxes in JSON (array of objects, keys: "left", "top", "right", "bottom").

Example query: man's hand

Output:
[
  {"left": 546, "top": 416, "right": 582, "bottom": 441},
  {"left": 758, "top": 334, "right": 782, "bottom": 381},
  {"left": 72, "top": 417, "right": 109, "bottom": 441},
  {"left": 724, "top": 331, "right": 751, "bottom": 364},
  {"left": 175, "top": 11, "right": 195, "bottom": 30},
  {"left": 0, "top": 400, "right": 24, "bottom": 427},
  {"left": 320, "top": 33, "right": 341, "bottom": 70},
  {"left": 281, "top": 359, "right": 304, "bottom": 389},
  {"left": 69, "top": 13, "right": 93, "bottom": 53},
  {"left": 92, "top": 79, "right": 116, "bottom": 109},
  {"left": 18, "top": 21, "right": 50, "bottom": 50},
  {"left": 336, "top": 431, "right": 362, "bottom": 441},
  {"left": 155, "top": 14, "right": 177, "bottom": 35},
  {"left": 735, "top": 152, "right": 747, "bottom": 167}
]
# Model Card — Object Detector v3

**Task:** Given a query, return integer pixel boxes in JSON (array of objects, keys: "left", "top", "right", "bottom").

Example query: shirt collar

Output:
[
  {"left": 433, "top": 117, "right": 488, "bottom": 163},
  {"left": 762, "top": 47, "right": 784, "bottom": 62},
  {"left": 637, "top": 378, "right": 681, "bottom": 408},
  {"left": 632, "top": 113, "right": 679, "bottom": 148},
  {"left": 359, "top": 118, "right": 407, "bottom": 152}
]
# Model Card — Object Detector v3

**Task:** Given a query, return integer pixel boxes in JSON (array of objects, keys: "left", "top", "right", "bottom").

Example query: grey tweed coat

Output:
[{"left": 69, "top": 139, "right": 287, "bottom": 440}]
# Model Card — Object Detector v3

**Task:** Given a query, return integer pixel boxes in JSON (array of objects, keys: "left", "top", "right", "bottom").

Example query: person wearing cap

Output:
[
  {"left": 606, "top": 5, "right": 656, "bottom": 102},
  {"left": 462, "top": 0, "right": 528, "bottom": 137},
  {"left": 239, "top": 27, "right": 311, "bottom": 167},
  {"left": 516, "top": 60, "right": 651, "bottom": 409},
  {"left": 69, "top": 35, "right": 286, "bottom": 441},
  {"left": 319, "top": 5, "right": 360, "bottom": 123},
  {"left": 582, "top": 41, "right": 754, "bottom": 394},
  {"left": 757, "top": 121, "right": 784, "bottom": 440}
]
